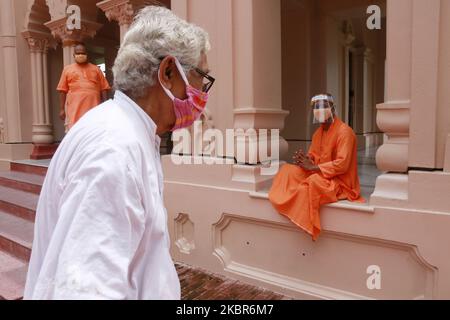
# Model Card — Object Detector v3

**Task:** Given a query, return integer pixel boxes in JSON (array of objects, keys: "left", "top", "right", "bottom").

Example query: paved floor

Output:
[
  {"left": 177, "top": 263, "right": 292, "bottom": 300},
  {"left": 0, "top": 261, "right": 292, "bottom": 300}
]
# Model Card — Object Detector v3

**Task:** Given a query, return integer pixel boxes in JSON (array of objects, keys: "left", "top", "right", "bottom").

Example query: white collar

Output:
[{"left": 113, "top": 90, "right": 161, "bottom": 148}]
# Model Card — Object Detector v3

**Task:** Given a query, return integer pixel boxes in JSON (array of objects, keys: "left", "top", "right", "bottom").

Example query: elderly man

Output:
[
  {"left": 57, "top": 43, "right": 111, "bottom": 132},
  {"left": 269, "top": 94, "right": 363, "bottom": 241},
  {"left": 24, "top": 6, "right": 213, "bottom": 300}
]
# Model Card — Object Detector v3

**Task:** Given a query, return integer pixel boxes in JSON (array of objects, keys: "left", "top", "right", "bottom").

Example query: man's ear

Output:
[{"left": 159, "top": 56, "right": 175, "bottom": 90}]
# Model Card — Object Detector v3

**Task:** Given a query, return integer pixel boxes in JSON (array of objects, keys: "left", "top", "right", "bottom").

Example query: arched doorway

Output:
[{"left": 281, "top": 0, "right": 387, "bottom": 198}]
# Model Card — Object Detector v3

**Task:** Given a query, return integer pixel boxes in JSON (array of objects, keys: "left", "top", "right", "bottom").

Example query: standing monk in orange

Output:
[
  {"left": 57, "top": 43, "right": 111, "bottom": 132},
  {"left": 269, "top": 94, "right": 364, "bottom": 241}
]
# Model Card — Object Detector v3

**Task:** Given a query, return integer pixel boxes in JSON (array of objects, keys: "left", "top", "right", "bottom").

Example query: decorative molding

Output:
[
  {"left": 364, "top": 48, "right": 375, "bottom": 64},
  {"left": 44, "top": 17, "right": 102, "bottom": 45},
  {"left": 24, "top": 0, "right": 52, "bottom": 33},
  {"left": 22, "top": 31, "right": 52, "bottom": 53},
  {"left": 213, "top": 213, "right": 437, "bottom": 300},
  {"left": 342, "top": 20, "right": 356, "bottom": 46},
  {"left": 376, "top": 101, "right": 410, "bottom": 172},
  {"left": 99, "top": 1, "right": 134, "bottom": 26},
  {"left": 32, "top": 124, "right": 54, "bottom": 144},
  {"left": 174, "top": 213, "right": 195, "bottom": 255},
  {"left": 97, "top": 0, "right": 153, "bottom": 26}
]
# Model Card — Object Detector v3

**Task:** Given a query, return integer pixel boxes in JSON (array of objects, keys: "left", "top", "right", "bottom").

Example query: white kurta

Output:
[{"left": 24, "top": 91, "right": 181, "bottom": 300}]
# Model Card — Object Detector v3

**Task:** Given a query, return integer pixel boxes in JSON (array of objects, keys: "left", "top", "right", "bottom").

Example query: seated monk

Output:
[{"left": 269, "top": 94, "right": 364, "bottom": 241}]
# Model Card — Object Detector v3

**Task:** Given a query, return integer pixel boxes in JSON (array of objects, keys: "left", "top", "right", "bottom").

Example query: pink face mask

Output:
[{"left": 159, "top": 58, "right": 209, "bottom": 131}]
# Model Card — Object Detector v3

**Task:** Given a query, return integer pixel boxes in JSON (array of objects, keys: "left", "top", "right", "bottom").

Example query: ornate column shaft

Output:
[
  {"left": 0, "top": 0, "right": 22, "bottom": 143},
  {"left": 22, "top": 32, "right": 54, "bottom": 145},
  {"left": 371, "top": 0, "right": 412, "bottom": 206}
]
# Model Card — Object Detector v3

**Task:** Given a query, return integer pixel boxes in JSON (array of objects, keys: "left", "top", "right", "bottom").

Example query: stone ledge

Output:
[{"left": 249, "top": 190, "right": 375, "bottom": 214}]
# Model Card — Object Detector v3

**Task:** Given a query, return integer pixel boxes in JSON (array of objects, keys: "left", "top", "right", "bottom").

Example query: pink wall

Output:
[
  {"left": 281, "top": 0, "right": 314, "bottom": 144},
  {"left": 436, "top": 0, "right": 450, "bottom": 169}
]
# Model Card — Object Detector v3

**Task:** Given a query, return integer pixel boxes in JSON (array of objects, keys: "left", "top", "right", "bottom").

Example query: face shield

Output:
[{"left": 311, "top": 95, "right": 335, "bottom": 124}]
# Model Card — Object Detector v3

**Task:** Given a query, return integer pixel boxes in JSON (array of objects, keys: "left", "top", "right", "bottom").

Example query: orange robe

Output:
[
  {"left": 57, "top": 63, "right": 111, "bottom": 131},
  {"left": 269, "top": 117, "right": 364, "bottom": 241}
]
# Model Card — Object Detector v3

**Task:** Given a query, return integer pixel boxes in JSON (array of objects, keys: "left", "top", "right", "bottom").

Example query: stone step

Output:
[
  {"left": 0, "top": 185, "right": 38, "bottom": 222},
  {"left": 0, "top": 211, "right": 33, "bottom": 261},
  {"left": 10, "top": 161, "right": 48, "bottom": 177},
  {"left": 0, "top": 251, "right": 28, "bottom": 300},
  {"left": 0, "top": 171, "right": 44, "bottom": 195}
]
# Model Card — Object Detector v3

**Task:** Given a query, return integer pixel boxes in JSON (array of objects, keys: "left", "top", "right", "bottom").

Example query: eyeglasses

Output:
[
  {"left": 158, "top": 57, "right": 215, "bottom": 93},
  {"left": 193, "top": 67, "right": 215, "bottom": 93}
]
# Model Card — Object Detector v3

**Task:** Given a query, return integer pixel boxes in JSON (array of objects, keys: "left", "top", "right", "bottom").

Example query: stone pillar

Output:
[
  {"left": 45, "top": 17, "right": 102, "bottom": 66},
  {"left": 375, "top": 0, "right": 412, "bottom": 174},
  {"left": 231, "top": 0, "right": 289, "bottom": 191},
  {"left": 372, "top": 0, "right": 450, "bottom": 208},
  {"left": 0, "top": 0, "right": 22, "bottom": 143},
  {"left": 97, "top": 0, "right": 147, "bottom": 43},
  {"left": 62, "top": 39, "right": 76, "bottom": 65},
  {"left": 371, "top": 0, "right": 413, "bottom": 206},
  {"left": 22, "top": 32, "right": 54, "bottom": 146},
  {"left": 408, "top": 0, "right": 441, "bottom": 169}
]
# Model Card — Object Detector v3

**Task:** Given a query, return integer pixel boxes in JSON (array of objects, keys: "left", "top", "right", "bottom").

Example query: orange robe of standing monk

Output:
[
  {"left": 269, "top": 117, "right": 364, "bottom": 241},
  {"left": 57, "top": 63, "right": 111, "bottom": 131}
]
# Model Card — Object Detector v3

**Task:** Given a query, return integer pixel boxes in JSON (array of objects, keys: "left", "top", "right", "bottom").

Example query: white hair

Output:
[{"left": 112, "top": 6, "right": 211, "bottom": 99}]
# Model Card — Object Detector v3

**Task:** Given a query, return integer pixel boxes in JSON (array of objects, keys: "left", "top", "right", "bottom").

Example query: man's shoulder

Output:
[
  {"left": 88, "top": 102, "right": 143, "bottom": 145},
  {"left": 336, "top": 119, "right": 356, "bottom": 139},
  {"left": 71, "top": 98, "right": 148, "bottom": 149},
  {"left": 87, "top": 63, "right": 101, "bottom": 71},
  {"left": 63, "top": 125, "right": 139, "bottom": 168},
  {"left": 60, "top": 64, "right": 72, "bottom": 74}
]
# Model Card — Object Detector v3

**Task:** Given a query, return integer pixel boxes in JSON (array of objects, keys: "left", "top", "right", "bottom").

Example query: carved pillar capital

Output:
[
  {"left": 44, "top": 17, "right": 102, "bottom": 47},
  {"left": 97, "top": 0, "right": 150, "bottom": 41},
  {"left": 23, "top": 36, "right": 49, "bottom": 54},
  {"left": 98, "top": 0, "right": 134, "bottom": 26}
]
